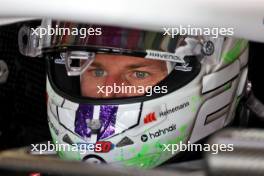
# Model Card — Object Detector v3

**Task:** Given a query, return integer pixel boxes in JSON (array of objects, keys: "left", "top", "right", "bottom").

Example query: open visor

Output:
[{"left": 20, "top": 20, "right": 202, "bottom": 101}]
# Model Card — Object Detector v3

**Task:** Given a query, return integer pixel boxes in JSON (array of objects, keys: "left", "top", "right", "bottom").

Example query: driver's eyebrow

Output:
[
  {"left": 127, "top": 63, "right": 149, "bottom": 69},
  {"left": 89, "top": 62, "right": 103, "bottom": 68},
  {"left": 90, "top": 62, "right": 150, "bottom": 69}
]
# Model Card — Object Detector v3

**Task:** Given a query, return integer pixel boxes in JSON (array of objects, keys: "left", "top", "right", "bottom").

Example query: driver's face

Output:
[{"left": 80, "top": 54, "right": 168, "bottom": 98}]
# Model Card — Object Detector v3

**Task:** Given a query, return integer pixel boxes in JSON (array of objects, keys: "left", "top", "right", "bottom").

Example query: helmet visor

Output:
[{"left": 43, "top": 20, "right": 201, "bottom": 101}]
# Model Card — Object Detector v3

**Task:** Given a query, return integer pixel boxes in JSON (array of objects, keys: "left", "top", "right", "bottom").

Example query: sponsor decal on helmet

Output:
[
  {"left": 202, "top": 40, "right": 215, "bottom": 56},
  {"left": 143, "top": 112, "right": 157, "bottom": 124},
  {"left": 159, "top": 102, "right": 189, "bottom": 117},
  {"left": 174, "top": 63, "right": 193, "bottom": 72},
  {"left": 48, "top": 120, "right": 59, "bottom": 135},
  {"left": 145, "top": 50, "right": 185, "bottom": 63},
  {"left": 141, "top": 124, "right": 177, "bottom": 142},
  {"left": 54, "top": 55, "right": 66, "bottom": 64},
  {"left": 141, "top": 134, "right": 148, "bottom": 142}
]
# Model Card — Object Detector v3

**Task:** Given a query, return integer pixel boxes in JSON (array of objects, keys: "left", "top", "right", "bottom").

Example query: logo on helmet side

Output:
[
  {"left": 159, "top": 102, "right": 189, "bottom": 117},
  {"left": 143, "top": 102, "right": 189, "bottom": 125},
  {"left": 141, "top": 134, "right": 148, "bottom": 142},
  {"left": 145, "top": 50, "right": 185, "bottom": 63},
  {"left": 141, "top": 124, "right": 177, "bottom": 142},
  {"left": 144, "top": 112, "right": 157, "bottom": 124}
]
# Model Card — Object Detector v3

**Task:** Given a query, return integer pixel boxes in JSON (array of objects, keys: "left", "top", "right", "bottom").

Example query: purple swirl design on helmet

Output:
[
  {"left": 74, "top": 104, "right": 94, "bottom": 138},
  {"left": 74, "top": 105, "right": 118, "bottom": 140},
  {"left": 98, "top": 105, "right": 118, "bottom": 139}
]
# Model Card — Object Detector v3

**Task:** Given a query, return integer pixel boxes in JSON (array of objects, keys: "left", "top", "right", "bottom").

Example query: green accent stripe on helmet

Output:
[{"left": 222, "top": 39, "right": 248, "bottom": 64}]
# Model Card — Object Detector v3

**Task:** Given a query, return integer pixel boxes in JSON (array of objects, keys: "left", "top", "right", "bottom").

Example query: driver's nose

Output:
[{"left": 101, "top": 74, "right": 127, "bottom": 98}]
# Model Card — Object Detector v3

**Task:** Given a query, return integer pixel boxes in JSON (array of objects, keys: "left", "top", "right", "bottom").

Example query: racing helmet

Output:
[{"left": 19, "top": 19, "right": 249, "bottom": 168}]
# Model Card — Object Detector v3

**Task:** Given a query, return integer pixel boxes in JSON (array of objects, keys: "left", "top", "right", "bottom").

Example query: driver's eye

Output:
[
  {"left": 134, "top": 71, "right": 150, "bottom": 79},
  {"left": 93, "top": 69, "right": 106, "bottom": 77}
]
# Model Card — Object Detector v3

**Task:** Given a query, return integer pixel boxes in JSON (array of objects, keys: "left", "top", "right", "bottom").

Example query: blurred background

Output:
[{"left": 0, "top": 22, "right": 50, "bottom": 150}]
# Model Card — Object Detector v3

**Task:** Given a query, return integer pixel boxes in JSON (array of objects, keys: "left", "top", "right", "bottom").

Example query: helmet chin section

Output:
[{"left": 47, "top": 75, "right": 202, "bottom": 168}]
